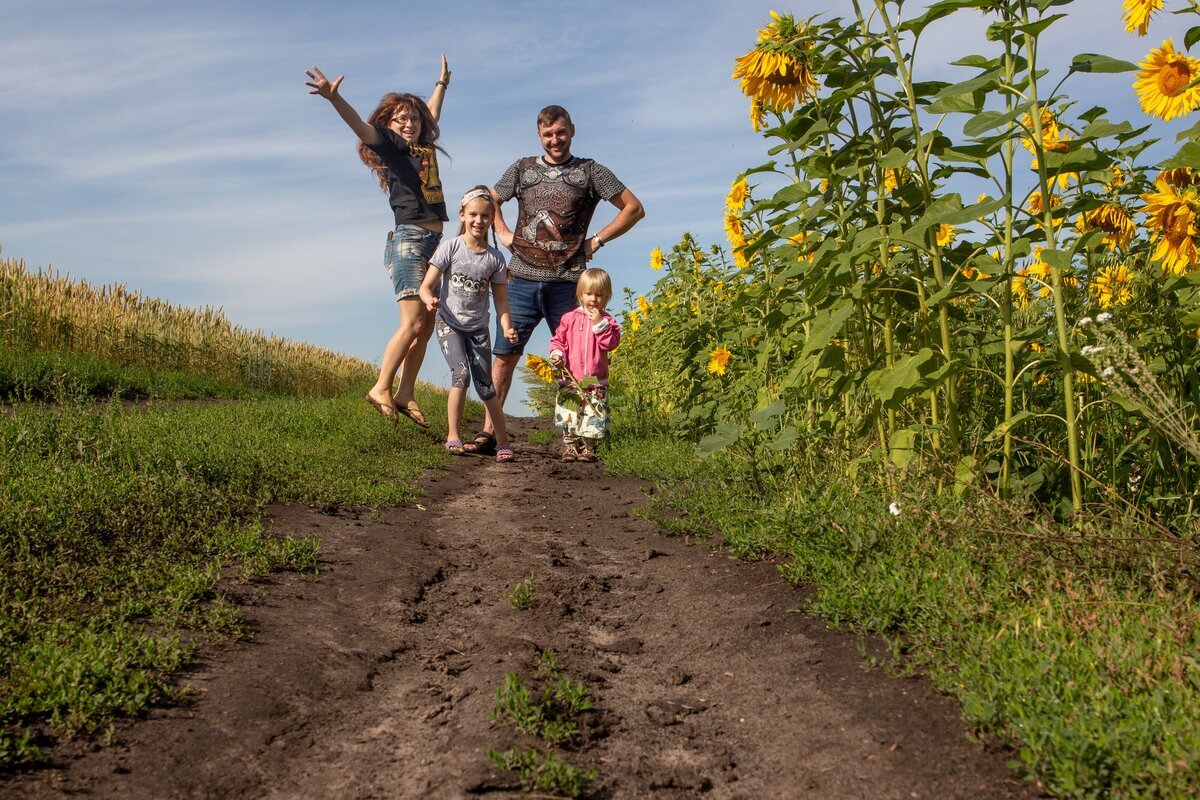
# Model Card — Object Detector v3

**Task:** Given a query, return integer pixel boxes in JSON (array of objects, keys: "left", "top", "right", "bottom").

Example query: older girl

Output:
[
  {"left": 306, "top": 58, "right": 450, "bottom": 427},
  {"left": 420, "top": 187, "right": 518, "bottom": 463}
]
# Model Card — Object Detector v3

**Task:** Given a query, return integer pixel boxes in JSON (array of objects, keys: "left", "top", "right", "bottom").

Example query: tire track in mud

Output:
[{"left": 1, "top": 417, "right": 1039, "bottom": 799}]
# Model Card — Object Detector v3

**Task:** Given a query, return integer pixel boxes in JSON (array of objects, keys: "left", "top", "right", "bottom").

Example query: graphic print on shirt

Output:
[
  {"left": 410, "top": 144, "right": 444, "bottom": 204},
  {"left": 510, "top": 158, "right": 595, "bottom": 269},
  {"left": 449, "top": 272, "right": 487, "bottom": 306}
]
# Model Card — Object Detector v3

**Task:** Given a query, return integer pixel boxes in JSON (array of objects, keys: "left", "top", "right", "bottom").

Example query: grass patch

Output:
[
  {"left": 603, "top": 432, "right": 1200, "bottom": 798},
  {"left": 1, "top": 388, "right": 446, "bottom": 767},
  {"left": 488, "top": 650, "right": 597, "bottom": 797},
  {"left": 0, "top": 346, "right": 262, "bottom": 403}
]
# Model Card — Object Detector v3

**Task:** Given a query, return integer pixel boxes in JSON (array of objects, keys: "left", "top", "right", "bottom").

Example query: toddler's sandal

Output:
[
  {"left": 444, "top": 438, "right": 464, "bottom": 455},
  {"left": 495, "top": 446, "right": 515, "bottom": 463}
]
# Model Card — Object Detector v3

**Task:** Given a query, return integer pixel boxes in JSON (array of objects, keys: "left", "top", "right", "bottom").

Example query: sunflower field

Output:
[{"left": 614, "top": 0, "right": 1200, "bottom": 523}]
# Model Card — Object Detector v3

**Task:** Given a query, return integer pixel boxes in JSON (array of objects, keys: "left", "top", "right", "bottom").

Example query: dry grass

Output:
[{"left": 1, "top": 256, "right": 374, "bottom": 396}]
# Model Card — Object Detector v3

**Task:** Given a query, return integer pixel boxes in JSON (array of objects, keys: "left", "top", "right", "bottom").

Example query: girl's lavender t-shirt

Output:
[{"left": 428, "top": 236, "right": 508, "bottom": 331}]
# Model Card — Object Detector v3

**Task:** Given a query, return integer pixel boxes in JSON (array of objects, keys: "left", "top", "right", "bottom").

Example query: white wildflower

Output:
[
  {"left": 1081, "top": 345, "right": 1104, "bottom": 357},
  {"left": 1078, "top": 316, "right": 1093, "bottom": 327},
  {"left": 1096, "top": 312, "right": 1112, "bottom": 324},
  {"left": 888, "top": 501, "right": 902, "bottom": 517},
  {"left": 1101, "top": 366, "right": 1116, "bottom": 379}
]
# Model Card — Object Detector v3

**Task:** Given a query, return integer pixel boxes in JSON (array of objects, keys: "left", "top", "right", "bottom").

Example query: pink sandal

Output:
[{"left": 495, "top": 446, "right": 514, "bottom": 463}]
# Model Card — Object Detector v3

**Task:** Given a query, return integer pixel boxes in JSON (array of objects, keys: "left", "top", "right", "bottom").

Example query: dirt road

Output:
[{"left": 3, "top": 418, "right": 1038, "bottom": 798}]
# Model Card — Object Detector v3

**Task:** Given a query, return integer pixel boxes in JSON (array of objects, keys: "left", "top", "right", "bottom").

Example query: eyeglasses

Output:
[{"left": 391, "top": 115, "right": 420, "bottom": 125}]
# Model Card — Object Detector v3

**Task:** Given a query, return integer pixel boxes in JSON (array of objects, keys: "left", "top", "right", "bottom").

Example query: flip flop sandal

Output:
[
  {"left": 396, "top": 401, "right": 430, "bottom": 429},
  {"left": 444, "top": 438, "right": 464, "bottom": 455},
  {"left": 495, "top": 446, "right": 515, "bottom": 463},
  {"left": 364, "top": 394, "right": 397, "bottom": 422},
  {"left": 461, "top": 431, "right": 496, "bottom": 456}
]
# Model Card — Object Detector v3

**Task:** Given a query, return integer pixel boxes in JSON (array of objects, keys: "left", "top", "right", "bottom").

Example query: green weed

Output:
[
  {"left": 487, "top": 746, "right": 597, "bottom": 798},
  {"left": 489, "top": 650, "right": 597, "bottom": 796},
  {"left": 507, "top": 573, "right": 536, "bottom": 610}
]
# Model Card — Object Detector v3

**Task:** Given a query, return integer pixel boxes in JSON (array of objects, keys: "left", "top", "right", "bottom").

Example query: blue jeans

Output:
[
  {"left": 384, "top": 225, "right": 441, "bottom": 300},
  {"left": 493, "top": 276, "right": 577, "bottom": 356}
]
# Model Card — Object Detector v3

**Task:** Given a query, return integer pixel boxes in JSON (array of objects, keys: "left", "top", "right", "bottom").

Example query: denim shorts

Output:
[
  {"left": 493, "top": 276, "right": 578, "bottom": 356},
  {"left": 383, "top": 224, "right": 441, "bottom": 300}
]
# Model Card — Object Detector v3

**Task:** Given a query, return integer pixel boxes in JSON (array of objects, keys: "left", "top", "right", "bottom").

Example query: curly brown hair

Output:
[{"left": 357, "top": 93, "right": 443, "bottom": 191}]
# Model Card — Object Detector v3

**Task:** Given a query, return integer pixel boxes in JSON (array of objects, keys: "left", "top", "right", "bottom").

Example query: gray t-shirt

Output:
[{"left": 428, "top": 236, "right": 508, "bottom": 331}]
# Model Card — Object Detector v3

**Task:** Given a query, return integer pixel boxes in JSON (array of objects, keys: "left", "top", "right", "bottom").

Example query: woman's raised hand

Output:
[
  {"left": 305, "top": 66, "right": 344, "bottom": 99},
  {"left": 439, "top": 55, "right": 451, "bottom": 86}
]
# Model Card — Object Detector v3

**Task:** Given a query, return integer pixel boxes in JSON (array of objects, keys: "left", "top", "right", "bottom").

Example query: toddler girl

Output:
[{"left": 548, "top": 268, "right": 621, "bottom": 462}]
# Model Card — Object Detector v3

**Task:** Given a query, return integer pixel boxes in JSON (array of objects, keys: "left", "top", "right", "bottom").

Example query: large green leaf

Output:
[
  {"left": 768, "top": 425, "right": 801, "bottom": 452},
  {"left": 1069, "top": 54, "right": 1137, "bottom": 74},
  {"left": 800, "top": 302, "right": 856, "bottom": 359},
  {"left": 963, "top": 107, "right": 1024, "bottom": 138},
  {"left": 1162, "top": 142, "right": 1200, "bottom": 170},
  {"left": 749, "top": 399, "right": 787, "bottom": 427},
  {"left": 696, "top": 422, "right": 743, "bottom": 457},
  {"left": 889, "top": 428, "right": 920, "bottom": 471},
  {"left": 985, "top": 410, "right": 1033, "bottom": 443},
  {"left": 868, "top": 348, "right": 936, "bottom": 409}
]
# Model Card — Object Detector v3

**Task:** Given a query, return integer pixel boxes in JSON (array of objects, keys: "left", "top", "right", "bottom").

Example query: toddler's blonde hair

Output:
[{"left": 576, "top": 268, "right": 612, "bottom": 306}]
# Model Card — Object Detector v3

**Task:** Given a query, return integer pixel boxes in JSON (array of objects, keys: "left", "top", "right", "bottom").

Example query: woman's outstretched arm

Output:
[
  {"left": 428, "top": 55, "right": 450, "bottom": 122},
  {"left": 305, "top": 66, "right": 382, "bottom": 146}
]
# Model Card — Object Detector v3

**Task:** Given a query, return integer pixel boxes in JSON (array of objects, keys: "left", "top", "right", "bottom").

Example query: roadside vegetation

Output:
[
  {"left": 0, "top": 262, "right": 448, "bottom": 768},
  {"left": 591, "top": 2, "right": 1200, "bottom": 797}
]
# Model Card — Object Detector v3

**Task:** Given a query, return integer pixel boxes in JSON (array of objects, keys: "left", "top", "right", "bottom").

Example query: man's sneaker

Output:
[
  {"left": 577, "top": 446, "right": 597, "bottom": 463},
  {"left": 561, "top": 445, "right": 579, "bottom": 462}
]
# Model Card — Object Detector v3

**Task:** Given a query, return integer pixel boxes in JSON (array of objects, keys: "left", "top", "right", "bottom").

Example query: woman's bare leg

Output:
[{"left": 368, "top": 297, "right": 426, "bottom": 410}]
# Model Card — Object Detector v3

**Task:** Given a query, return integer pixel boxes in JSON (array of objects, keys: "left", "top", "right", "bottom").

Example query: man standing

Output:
[{"left": 463, "top": 105, "right": 644, "bottom": 454}]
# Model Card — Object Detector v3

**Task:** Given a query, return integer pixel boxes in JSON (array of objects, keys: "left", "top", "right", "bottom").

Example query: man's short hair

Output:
[{"left": 537, "top": 105, "right": 573, "bottom": 129}]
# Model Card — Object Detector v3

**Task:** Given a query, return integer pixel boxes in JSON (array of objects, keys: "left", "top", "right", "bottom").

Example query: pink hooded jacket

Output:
[{"left": 549, "top": 307, "right": 621, "bottom": 382}]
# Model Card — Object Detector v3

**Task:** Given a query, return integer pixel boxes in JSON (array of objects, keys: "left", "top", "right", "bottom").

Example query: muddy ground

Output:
[{"left": 2, "top": 417, "right": 1040, "bottom": 799}]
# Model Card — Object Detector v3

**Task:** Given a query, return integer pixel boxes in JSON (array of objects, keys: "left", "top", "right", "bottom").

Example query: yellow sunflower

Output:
[
  {"left": 733, "top": 11, "right": 819, "bottom": 123},
  {"left": 1025, "top": 247, "right": 1078, "bottom": 297},
  {"left": 725, "top": 212, "right": 747, "bottom": 253},
  {"left": 1159, "top": 167, "right": 1200, "bottom": 190},
  {"left": 525, "top": 354, "right": 556, "bottom": 384},
  {"left": 750, "top": 98, "right": 766, "bottom": 132},
  {"left": 637, "top": 295, "right": 652, "bottom": 317},
  {"left": 707, "top": 346, "right": 732, "bottom": 376},
  {"left": 1123, "top": 0, "right": 1163, "bottom": 37},
  {"left": 1027, "top": 190, "right": 1063, "bottom": 227},
  {"left": 1077, "top": 204, "right": 1136, "bottom": 250},
  {"left": 883, "top": 168, "right": 900, "bottom": 194},
  {"left": 650, "top": 247, "right": 664, "bottom": 271},
  {"left": 1142, "top": 176, "right": 1200, "bottom": 275},
  {"left": 629, "top": 310, "right": 641, "bottom": 332},
  {"left": 1134, "top": 41, "right": 1200, "bottom": 122},
  {"left": 1012, "top": 268, "right": 1032, "bottom": 310},
  {"left": 788, "top": 231, "right": 815, "bottom": 263},
  {"left": 726, "top": 176, "right": 750, "bottom": 213},
  {"left": 1091, "top": 263, "right": 1135, "bottom": 308},
  {"left": 1107, "top": 166, "right": 1127, "bottom": 192},
  {"left": 934, "top": 223, "right": 957, "bottom": 248},
  {"left": 1021, "top": 107, "right": 1070, "bottom": 154}
]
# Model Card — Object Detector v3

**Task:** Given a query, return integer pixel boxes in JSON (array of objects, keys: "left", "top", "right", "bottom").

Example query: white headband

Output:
[{"left": 460, "top": 188, "right": 491, "bottom": 207}]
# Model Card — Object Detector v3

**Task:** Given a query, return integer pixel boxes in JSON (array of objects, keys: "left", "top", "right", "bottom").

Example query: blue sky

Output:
[{"left": 0, "top": 1, "right": 1190, "bottom": 404}]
